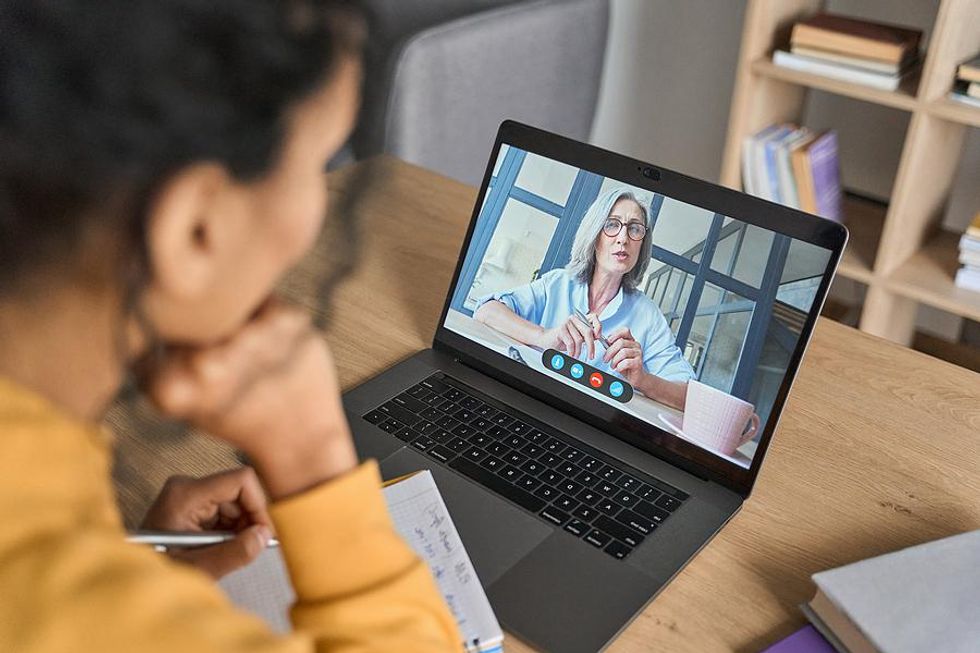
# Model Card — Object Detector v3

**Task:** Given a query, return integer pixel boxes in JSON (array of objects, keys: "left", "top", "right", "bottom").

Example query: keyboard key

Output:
[
  {"left": 449, "top": 457, "right": 545, "bottom": 513},
  {"left": 380, "top": 402, "right": 420, "bottom": 427},
  {"left": 468, "top": 432, "right": 491, "bottom": 447},
  {"left": 563, "top": 448, "right": 585, "bottom": 464},
  {"left": 417, "top": 421, "right": 440, "bottom": 436},
  {"left": 539, "top": 506, "right": 570, "bottom": 527},
  {"left": 554, "top": 494, "right": 579, "bottom": 513},
  {"left": 378, "top": 419, "right": 404, "bottom": 434},
  {"left": 504, "top": 435, "right": 524, "bottom": 449},
  {"left": 476, "top": 404, "right": 498, "bottom": 419},
  {"left": 538, "top": 470, "right": 564, "bottom": 485},
  {"left": 363, "top": 410, "right": 385, "bottom": 424},
  {"left": 441, "top": 388, "right": 463, "bottom": 402},
  {"left": 573, "top": 505, "right": 598, "bottom": 522},
  {"left": 436, "top": 414, "right": 458, "bottom": 429},
  {"left": 580, "top": 457, "right": 602, "bottom": 472},
  {"left": 634, "top": 501, "right": 670, "bottom": 524},
  {"left": 614, "top": 475, "right": 641, "bottom": 492},
  {"left": 498, "top": 465, "right": 522, "bottom": 482},
  {"left": 575, "top": 471, "right": 600, "bottom": 487},
  {"left": 410, "top": 437, "right": 435, "bottom": 452},
  {"left": 453, "top": 408, "right": 476, "bottom": 423},
  {"left": 594, "top": 515, "right": 645, "bottom": 548},
  {"left": 487, "top": 425, "right": 508, "bottom": 439},
  {"left": 544, "top": 439, "right": 567, "bottom": 454},
  {"left": 612, "top": 491, "right": 638, "bottom": 509},
  {"left": 392, "top": 394, "right": 427, "bottom": 414},
  {"left": 521, "top": 443, "right": 543, "bottom": 458},
  {"left": 576, "top": 489, "right": 601, "bottom": 505},
  {"left": 463, "top": 446, "right": 488, "bottom": 463},
  {"left": 558, "top": 479, "right": 583, "bottom": 495},
  {"left": 526, "top": 429, "right": 547, "bottom": 443},
  {"left": 504, "top": 451, "right": 528, "bottom": 466},
  {"left": 600, "top": 467, "right": 622, "bottom": 482},
  {"left": 406, "top": 383, "right": 429, "bottom": 398},
  {"left": 615, "top": 509, "right": 657, "bottom": 535},
  {"left": 584, "top": 529, "right": 611, "bottom": 549},
  {"left": 420, "top": 407, "right": 443, "bottom": 422},
  {"left": 393, "top": 427, "right": 415, "bottom": 443},
  {"left": 472, "top": 417, "right": 492, "bottom": 431},
  {"left": 429, "top": 429, "right": 453, "bottom": 444},
  {"left": 534, "top": 485, "right": 558, "bottom": 501},
  {"left": 460, "top": 396, "right": 482, "bottom": 411},
  {"left": 452, "top": 423, "right": 476, "bottom": 439},
  {"left": 422, "top": 394, "right": 450, "bottom": 410},
  {"left": 420, "top": 376, "right": 451, "bottom": 394},
  {"left": 564, "top": 519, "right": 589, "bottom": 537},
  {"left": 485, "top": 442, "right": 509, "bottom": 457},
  {"left": 596, "top": 499, "right": 621, "bottom": 517},
  {"left": 426, "top": 445, "right": 455, "bottom": 463},
  {"left": 655, "top": 494, "right": 683, "bottom": 512},
  {"left": 604, "top": 540, "right": 632, "bottom": 560},
  {"left": 508, "top": 421, "right": 531, "bottom": 435},
  {"left": 596, "top": 481, "right": 618, "bottom": 497},
  {"left": 537, "top": 452, "right": 562, "bottom": 467},
  {"left": 517, "top": 475, "right": 541, "bottom": 491},
  {"left": 446, "top": 437, "right": 469, "bottom": 453},
  {"left": 520, "top": 459, "right": 544, "bottom": 476},
  {"left": 638, "top": 484, "right": 661, "bottom": 502},
  {"left": 557, "top": 462, "right": 578, "bottom": 477},
  {"left": 480, "top": 456, "right": 504, "bottom": 472},
  {"left": 492, "top": 414, "right": 514, "bottom": 428}
]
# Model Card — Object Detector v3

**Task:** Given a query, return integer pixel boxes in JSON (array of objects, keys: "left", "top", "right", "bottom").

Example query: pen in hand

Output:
[
  {"left": 573, "top": 309, "right": 611, "bottom": 349},
  {"left": 127, "top": 530, "right": 280, "bottom": 553}
]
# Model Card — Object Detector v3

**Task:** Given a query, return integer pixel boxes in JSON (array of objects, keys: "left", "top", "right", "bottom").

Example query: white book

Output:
[
  {"left": 955, "top": 267, "right": 980, "bottom": 291},
  {"left": 791, "top": 45, "right": 906, "bottom": 75},
  {"left": 959, "top": 233, "right": 980, "bottom": 253},
  {"left": 773, "top": 50, "right": 904, "bottom": 91},
  {"left": 949, "top": 91, "right": 980, "bottom": 109},
  {"left": 219, "top": 471, "right": 504, "bottom": 653},
  {"left": 754, "top": 124, "right": 794, "bottom": 202}
]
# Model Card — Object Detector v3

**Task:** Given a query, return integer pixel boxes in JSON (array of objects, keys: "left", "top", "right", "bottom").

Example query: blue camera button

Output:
[{"left": 570, "top": 363, "right": 585, "bottom": 379}]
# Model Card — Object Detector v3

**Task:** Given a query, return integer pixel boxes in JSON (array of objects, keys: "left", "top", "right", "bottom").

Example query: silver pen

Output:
[
  {"left": 573, "top": 308, "right": 611, "bottom": 348},
  {"left": 127, "top": 530, "right": 279, "bottom": 552}
]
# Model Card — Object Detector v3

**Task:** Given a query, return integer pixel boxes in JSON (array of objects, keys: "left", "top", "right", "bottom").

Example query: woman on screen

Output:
[{"left": 474, "top": 187, "right": 693, "bottom": 409}]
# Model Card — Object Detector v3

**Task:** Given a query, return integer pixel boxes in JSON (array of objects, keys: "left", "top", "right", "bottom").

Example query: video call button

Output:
[{"left": 541, "top": 350, "right": 633, "bottom": 403}]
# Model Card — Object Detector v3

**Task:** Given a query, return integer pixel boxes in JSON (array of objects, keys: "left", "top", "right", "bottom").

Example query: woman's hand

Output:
[
  {"left": 603, "top": 326, "right": 645, "bottom": 386},
  {"left": 536, "top": 313, "right": 602, "bottom": 361},
  {"left": 141, "top": 467, "right": 273, "bottom": 579},
  {"left": 141, "top": 299, "right": 358, "bottom": 500}
]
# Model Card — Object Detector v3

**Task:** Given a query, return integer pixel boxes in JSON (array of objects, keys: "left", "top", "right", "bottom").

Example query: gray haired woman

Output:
[{"left": 474, "top": 187, "right": 693, "bottom": 409}]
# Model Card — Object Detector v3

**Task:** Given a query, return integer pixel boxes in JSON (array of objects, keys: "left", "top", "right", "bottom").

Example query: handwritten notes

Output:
[{"left": 384, "top": 472, "right": 502, "bottom": 651}]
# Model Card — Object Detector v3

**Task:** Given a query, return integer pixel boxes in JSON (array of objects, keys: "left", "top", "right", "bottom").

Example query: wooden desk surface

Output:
[{"left": 110, "top": 157, "right": 980, "bottom": 653}]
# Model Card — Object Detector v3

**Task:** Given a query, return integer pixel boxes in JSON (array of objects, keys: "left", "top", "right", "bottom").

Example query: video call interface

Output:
[{"left": 444, "top": 145, "right": 833, "bottom": 469}]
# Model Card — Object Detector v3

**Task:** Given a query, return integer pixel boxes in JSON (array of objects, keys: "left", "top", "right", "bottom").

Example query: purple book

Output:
[
  {"left": 761, "top": 625, "right": 835, "bottom": 653},
  {"left": 808, "top": 131, "right": 843, "bottom": 223}
]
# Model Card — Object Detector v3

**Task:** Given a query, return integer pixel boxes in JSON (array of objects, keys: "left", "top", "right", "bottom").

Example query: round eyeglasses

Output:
[{"left": 602, "top": 217, "right": 647, "bottom": 241}]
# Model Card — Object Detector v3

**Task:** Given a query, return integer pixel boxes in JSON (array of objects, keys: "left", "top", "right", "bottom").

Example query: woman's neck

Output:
[
  {"left": 0, "top": 285, "right": 131, "bottom": 423},
  {"left": 588, "top": 269, "right": 622, "bottom": 315}
]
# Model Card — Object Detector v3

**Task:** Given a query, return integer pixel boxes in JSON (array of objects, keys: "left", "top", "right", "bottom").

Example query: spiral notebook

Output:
[{"left": 218, "top": 470, "right": 504, "bottom": 653}]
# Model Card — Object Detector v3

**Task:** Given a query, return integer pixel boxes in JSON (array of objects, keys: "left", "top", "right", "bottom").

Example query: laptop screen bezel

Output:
[{"left": 432, "top": 120, "right": 847, "bottom": 497}]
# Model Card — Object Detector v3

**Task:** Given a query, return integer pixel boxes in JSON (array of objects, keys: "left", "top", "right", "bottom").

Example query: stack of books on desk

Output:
[
  {"left": 773, "top": 13, "right": 921, "bottom": 91},
  {"left": 741, "top": 124, "right": 842, "bottom": 222},
  {"left": 955, "top": 211, "right": 980, "bottom": 292},
  {"left": 950, "top": 53, "right": 980, "bottom": 108}
]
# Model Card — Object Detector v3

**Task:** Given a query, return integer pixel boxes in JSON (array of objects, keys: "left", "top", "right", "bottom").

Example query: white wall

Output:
[{"left": 591, "top": 0, "right": 978, "bottom": 339}]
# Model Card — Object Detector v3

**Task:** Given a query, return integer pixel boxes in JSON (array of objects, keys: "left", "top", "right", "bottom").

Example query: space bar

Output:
[{"left": 449, "top": 458, "right": 546, "bottom": 513}]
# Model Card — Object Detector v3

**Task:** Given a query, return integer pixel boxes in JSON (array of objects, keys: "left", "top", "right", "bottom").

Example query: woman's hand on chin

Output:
[{"left": 140, "top": 298, "right": 358, "bottom": 500}]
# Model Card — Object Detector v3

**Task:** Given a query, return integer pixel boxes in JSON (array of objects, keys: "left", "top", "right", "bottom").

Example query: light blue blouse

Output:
[{"left": 479, "top": 268, "right": 694, "bottom": 382}]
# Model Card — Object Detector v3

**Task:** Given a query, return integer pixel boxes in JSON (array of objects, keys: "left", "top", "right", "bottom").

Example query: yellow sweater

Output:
[{"left": 0, "top": 378, "right": 461, "bottom": 652}]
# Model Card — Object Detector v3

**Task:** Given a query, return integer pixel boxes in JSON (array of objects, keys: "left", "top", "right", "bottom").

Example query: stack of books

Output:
[
  {"left": 955, "top": 211, "right": 980, "bottom": 292},
  {"left": 773, "top": 13, "right": 921, "bottom": 91},
  {"left": 951, "top": 53, "right": 980, "bottom": 108},
  {"left": 741, "top": 124, "right": 842, "bottom": 222}
]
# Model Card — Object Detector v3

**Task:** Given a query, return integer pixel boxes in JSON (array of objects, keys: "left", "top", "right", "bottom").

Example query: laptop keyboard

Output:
[{"left": 362, "top": 373, "right": 688, "bottom": 561}]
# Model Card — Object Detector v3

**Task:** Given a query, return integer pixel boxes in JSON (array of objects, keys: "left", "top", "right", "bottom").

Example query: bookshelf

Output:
[{"left": 721, "top": 0, "right": 980, "bottom": 345}]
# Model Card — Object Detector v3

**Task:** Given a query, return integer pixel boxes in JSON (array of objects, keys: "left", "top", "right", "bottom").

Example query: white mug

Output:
[{"left": 682, "top": 380, "right": 760, "bottom": 456}]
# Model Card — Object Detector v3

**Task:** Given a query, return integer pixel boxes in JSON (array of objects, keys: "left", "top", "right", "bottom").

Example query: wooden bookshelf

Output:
[{"left": 722, "top": 0, "right": 980, "bottom": 346}]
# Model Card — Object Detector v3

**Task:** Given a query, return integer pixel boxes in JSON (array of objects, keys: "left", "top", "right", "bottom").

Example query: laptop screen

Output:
[{"left": 443, "top": 143, "right": 834, "bottom": 471}]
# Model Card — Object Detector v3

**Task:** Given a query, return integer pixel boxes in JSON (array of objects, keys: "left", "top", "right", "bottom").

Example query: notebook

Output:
[{"left": 218, "top": 470, "right": 504, "bottom": 652}]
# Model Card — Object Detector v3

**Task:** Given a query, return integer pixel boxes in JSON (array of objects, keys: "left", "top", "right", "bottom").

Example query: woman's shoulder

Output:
[{"left": 623, "top": 289, "right": 670, "bottom": 326}]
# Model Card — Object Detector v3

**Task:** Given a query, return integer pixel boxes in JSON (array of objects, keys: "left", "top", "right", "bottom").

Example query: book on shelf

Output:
[
  {"left": 743, "top": 125, "right": 841, "bottom": 223},
  {"left": 789, "top": 45, "right": 910, "bottom": 75},
  {"left": 950, "top": 79, "right": 980, "bottom": 109},
  {"left": 956, "top": 53, "right": 980, "bottom": 84},
  {"left": 773, "top": 49, "right": 913, "bottom": 91},
  {"left": 790, "top": 13, "right": 922, "bottom": 64},
  {"left": 802, "top": 529, "right": 980, "bottom": 653},
  {"left": 957, "top": 212, "right": 980, "bottom": 292},
  {"left": 966, "top": 211, "right": 980, "bottom": 238}
]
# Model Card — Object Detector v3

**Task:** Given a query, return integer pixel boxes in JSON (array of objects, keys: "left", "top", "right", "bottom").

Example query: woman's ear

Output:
[{"left": 144, "top": 163, "right": 235, "bottom": 302}]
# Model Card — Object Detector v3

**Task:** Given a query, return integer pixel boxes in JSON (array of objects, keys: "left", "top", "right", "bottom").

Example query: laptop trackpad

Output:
[{"left": 379, "top": 448, "right": 551, "bottom": 587}]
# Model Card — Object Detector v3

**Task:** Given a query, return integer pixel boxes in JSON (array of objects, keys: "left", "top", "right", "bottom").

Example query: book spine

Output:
[
  {"left": 809, "top": 132, "right": 843, "bottom": 222},
  {"left": 773, "top": 51, "right": 901, "bottom": 91},
  {"left": 791, "top": 24, "right": 907, "bottom": 62},
  {"left": 791, "top": 144, "right": 817, "bottom": 214}
]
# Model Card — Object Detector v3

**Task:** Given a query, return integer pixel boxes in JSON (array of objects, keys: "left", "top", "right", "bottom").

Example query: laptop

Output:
[{"left": 344, "top": 120, "right": 847, "bottom": 652}]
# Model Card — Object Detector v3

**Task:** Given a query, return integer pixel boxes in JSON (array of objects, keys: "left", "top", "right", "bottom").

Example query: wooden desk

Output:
[{"left": 110, "top": 157, "right": 980, "bottom": 653}]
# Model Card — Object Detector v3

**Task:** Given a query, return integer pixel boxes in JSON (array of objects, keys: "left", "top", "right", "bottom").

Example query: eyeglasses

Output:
[{"left": 602, "top": 217, "right": 647, "bottom": 241}]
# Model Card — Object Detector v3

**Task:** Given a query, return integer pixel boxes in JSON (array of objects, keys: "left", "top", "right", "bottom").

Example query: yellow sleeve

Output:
[{"left": 270, "top": 461, "right": 464, "bottom": 652}]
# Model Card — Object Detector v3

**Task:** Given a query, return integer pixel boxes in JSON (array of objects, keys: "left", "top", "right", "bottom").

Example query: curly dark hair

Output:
[{"left": 0, "top": 0, "right": 366, "bottom": 294}]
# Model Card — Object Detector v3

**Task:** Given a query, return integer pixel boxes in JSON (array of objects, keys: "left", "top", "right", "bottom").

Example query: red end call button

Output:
[{"left": 589, "top": 372, "right": 604, "bottom": 388}]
